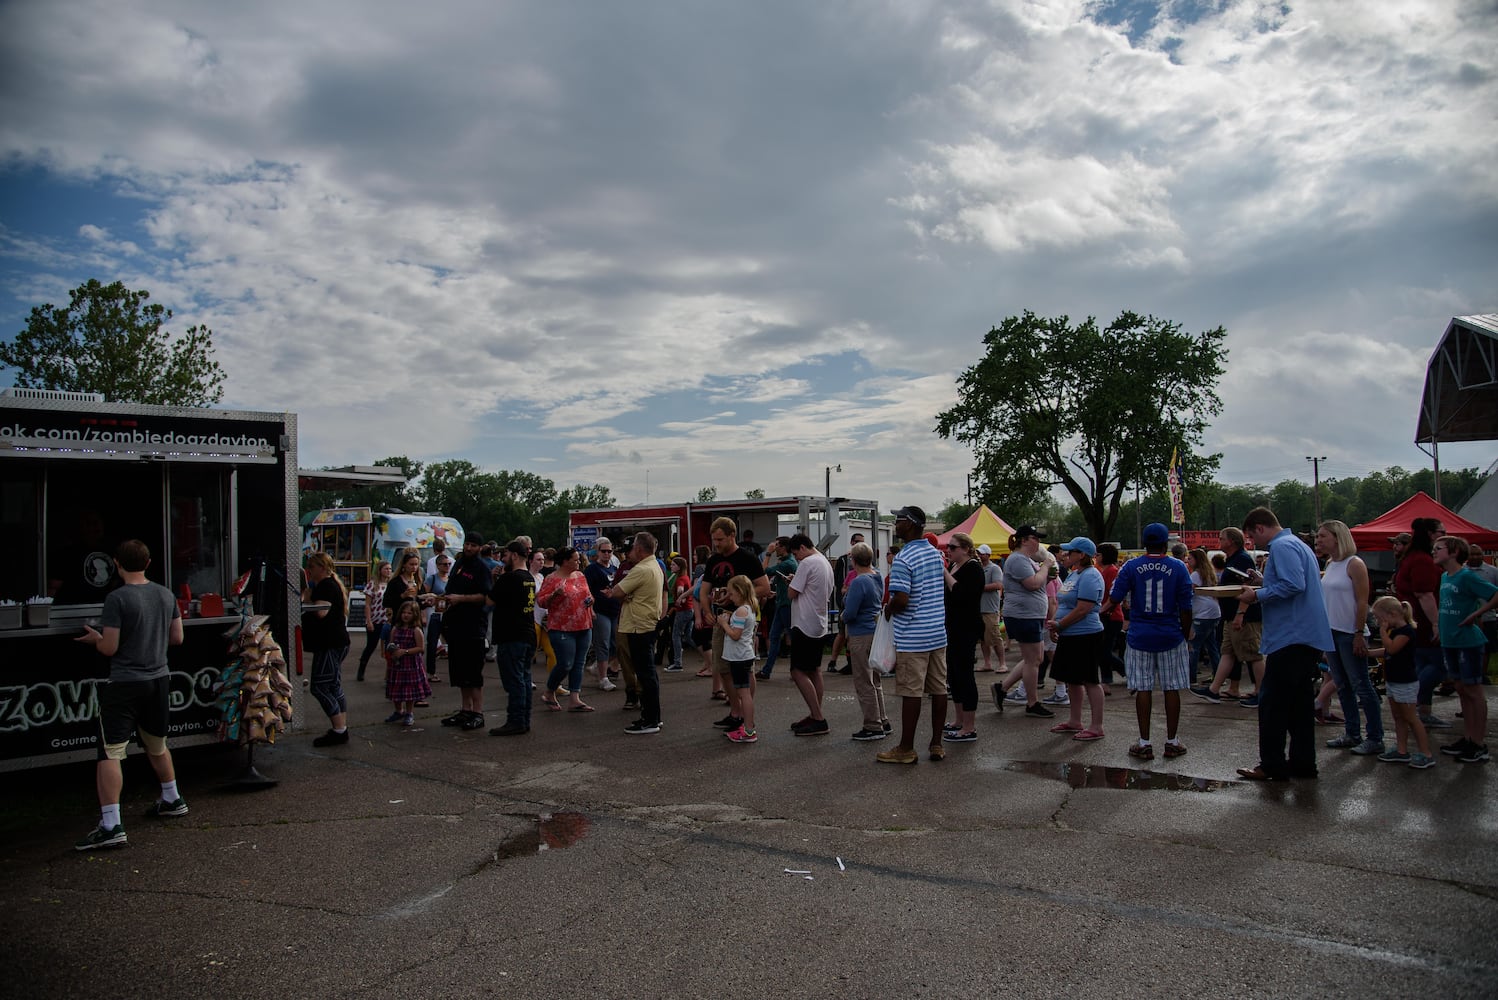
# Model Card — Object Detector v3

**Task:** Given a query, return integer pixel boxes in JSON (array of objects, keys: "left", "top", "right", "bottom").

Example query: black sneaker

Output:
[
  {"left": 850, "top": 728, "right": 887, "bottom": 741},
  {"left": 943, "top": 723, "right": 961, "bottom": 732},
  {"left": 991, "top": 682, "right": 1005, "bottom": 712},
  {"left": 837, "top": 664, "right": 852, "bottom": 675},
  {"left": 312, "top": 729, "right": 350, "bottom": 747},
  {"left": 624, "top": 719, "right": 661, "bottom": 735},
  {"left": 756, "top": 670, "right": 771, "bottom": 680},
  {"left": 825, "top": 660, "right": 840, "bottom": 673},
  {"left": 440, "top": 711, "right": 469, "bottom": 727},
  {"left": 622, "top": 700, "right": 640, "bottom": 712},
  {"left": 792, "top": 718, "right": 830, "bottom": 737},
  {"left": 1440, "top": 738, "right": 1476, "bottom": 756},
  {"left": 459, "top": 714, "right": 486, "bottom": 731},
  {"left": 75, "top": 824, "right": 127, "bottom": 851},
  {"left": 712, "top": 714, "right": 743, "bottom": 730},
  {"left": 144, "top": 798, "right": 189, "bottom": 819},
  {"left": 1023, "top": 703, "right": 1055, "bottom": 719},
  {"left": 943, "top": 730, "right": 978, "bottom": 742},
  {"left": 1188, "top": 686, "right": 1221, "bottom": 704},
  {"left": 1239, "top": 695, "right": 1261, "bottom": 709},
  {"left": 882, "top": 720, "right": 892, "bottom": 733},
  {"left": 1458, "top": 744, "right": 1490, "bottom": 763},
  {"left": 489, "top": 722, "right": 529, "bottom": 736}
]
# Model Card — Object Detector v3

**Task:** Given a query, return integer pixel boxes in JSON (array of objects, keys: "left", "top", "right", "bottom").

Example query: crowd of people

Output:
[{"left": 71, "top": 504, "right": 1498, "bottom": 849}]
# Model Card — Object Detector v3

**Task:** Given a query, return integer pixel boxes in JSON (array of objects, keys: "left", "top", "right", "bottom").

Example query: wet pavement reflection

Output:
[
  {"left": 495, "top": 811, "right": 591, "bottom": 858},
  {"left": 1003, "top": 760, "right": 1239, "bottom": 792}
]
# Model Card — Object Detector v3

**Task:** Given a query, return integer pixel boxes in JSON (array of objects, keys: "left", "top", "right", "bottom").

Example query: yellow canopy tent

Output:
[{"left": 934, "top": 505, "right": 1017, "bottom": 555}]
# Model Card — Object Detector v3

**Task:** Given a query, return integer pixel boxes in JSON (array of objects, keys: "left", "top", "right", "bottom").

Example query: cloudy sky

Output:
[{"left": 2, "top": 0, "right": 1495, "bottom": 516}]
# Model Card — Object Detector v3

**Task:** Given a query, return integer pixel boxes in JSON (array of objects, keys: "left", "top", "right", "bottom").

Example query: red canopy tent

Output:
[{"left": 1349, "top": 491, "right": 1498, "bottom": 551}]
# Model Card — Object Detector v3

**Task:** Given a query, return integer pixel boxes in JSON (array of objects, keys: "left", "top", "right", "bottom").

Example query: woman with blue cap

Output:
[{"left": 1046, "top": 537, "right": 1107, "bottom": 741}]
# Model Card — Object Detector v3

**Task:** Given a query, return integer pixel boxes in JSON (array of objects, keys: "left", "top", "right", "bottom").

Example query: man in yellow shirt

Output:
[{"left": 609, "top": 532, "right": 666, "bottom": 734}]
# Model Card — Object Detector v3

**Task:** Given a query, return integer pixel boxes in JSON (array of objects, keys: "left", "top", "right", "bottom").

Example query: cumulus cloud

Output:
[{"left": 1, "top": 0, "right": 1494, "bottom": 513}]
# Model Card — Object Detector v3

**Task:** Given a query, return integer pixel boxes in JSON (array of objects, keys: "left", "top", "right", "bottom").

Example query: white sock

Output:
[
  {"left": 333, "top": 726, "right": 347, "bottom": 734},
  {"left": 1138, "top": 738, "right": 1151, "bottom": 749},
  {"left": 100, "top": 803, "right": 121, "bottom": 830},
  {"left": 160, "top": 780, "right": 179, "bottom": 803}
]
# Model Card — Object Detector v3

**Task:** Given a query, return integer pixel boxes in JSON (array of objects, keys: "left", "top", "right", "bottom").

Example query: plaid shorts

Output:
[{"left": 1124, "top": 641, "right": 1191, "bottom": 692}]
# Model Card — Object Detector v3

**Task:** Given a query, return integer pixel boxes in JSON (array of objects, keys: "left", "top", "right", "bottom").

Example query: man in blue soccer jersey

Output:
[{"left": 1100, "top": 523, "right": 1194, "bottom": 761}]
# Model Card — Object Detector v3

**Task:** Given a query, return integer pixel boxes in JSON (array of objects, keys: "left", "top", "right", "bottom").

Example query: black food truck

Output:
[{"left": 0, "top": 389, "right": 303, "bottom": 771}]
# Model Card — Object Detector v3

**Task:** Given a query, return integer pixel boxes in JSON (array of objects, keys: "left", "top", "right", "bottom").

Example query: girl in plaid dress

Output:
[{"left": 385, "top": 600, "right": 432, "bottom": 727}]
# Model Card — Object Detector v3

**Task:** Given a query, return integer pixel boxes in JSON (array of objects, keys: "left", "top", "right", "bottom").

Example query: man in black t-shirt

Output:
[
  {"left": 486, "top": 541, "right": 536, "bottom": 736},
  {"left": 696, "top": 517, "right": 770, "bottom": 710},
  {"left": 440, "top": 534, "right": 492, "bottom": 730}
]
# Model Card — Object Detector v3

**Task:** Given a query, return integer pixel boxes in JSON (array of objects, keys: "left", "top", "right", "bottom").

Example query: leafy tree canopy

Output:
[
  {"left": 0, "top": 279, "right": 226, "bottom": 406},
  {"left": 936, "top": 310, "right": 1227, "bottom": 541},
  {"left": 696, "top": 486, "right": 718, "bottom": 503}
]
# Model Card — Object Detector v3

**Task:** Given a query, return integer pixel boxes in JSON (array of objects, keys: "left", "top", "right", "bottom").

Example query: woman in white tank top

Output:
[{"left": 1315, "top": 520, "right": 1382, "bottom": 754}]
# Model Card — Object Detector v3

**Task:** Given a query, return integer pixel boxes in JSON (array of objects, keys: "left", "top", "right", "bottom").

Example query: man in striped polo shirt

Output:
[{"left": 877, "top": 505, "right": 950, "bottom": 764}]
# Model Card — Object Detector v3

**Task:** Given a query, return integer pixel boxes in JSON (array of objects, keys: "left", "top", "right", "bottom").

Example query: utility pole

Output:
[{"left": 1306, "top": 455, "right": 1327, "bottom": 527}]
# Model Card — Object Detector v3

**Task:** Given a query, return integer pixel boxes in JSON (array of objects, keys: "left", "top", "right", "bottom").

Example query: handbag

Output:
[{"left": 870, "top": 612, "right": 896, "bottom": 676}]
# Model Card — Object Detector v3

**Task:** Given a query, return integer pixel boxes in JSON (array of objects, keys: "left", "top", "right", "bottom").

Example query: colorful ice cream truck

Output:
[{"left": 300, "top": 508, "right": 464, "bottom": 591}]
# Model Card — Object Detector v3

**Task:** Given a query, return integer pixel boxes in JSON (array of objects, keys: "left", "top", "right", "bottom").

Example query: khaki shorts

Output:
[
  {"left": 982, "top": 612, "right": 1004, "bottom": 649},
  {"left": 894, "top": 647, "right": 947, "bottom": 698},
  {"left": 1224, "top": 620, "right": 1263, "bottom": 663},
  {"left": 711, "top": 622, "right": 732, "bottom": 675}
]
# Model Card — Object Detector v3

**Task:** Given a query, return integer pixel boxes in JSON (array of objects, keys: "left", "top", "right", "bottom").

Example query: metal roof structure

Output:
[{"left": 1417, "top": 314, "right": 1498, "bottom": 444}]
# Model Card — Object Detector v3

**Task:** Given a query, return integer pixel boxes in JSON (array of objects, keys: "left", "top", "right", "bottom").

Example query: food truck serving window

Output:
[{"left": 0, "top": 459, "right": 231, "bottom": 604}]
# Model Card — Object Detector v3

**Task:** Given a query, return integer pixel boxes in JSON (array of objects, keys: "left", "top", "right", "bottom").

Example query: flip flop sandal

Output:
[
  {"left": 1049, "top": 722, "right": 1084, "bottom": 734},
  {"left": 695, "top": 669, "right": 713, "bottom": 678},
  {"left": 1072, "top": 729, "right": 1105, "bottom": 741},
  {"left": 569, "top": 704, "right": 595, "bottom": 713},
  {"left": 541, "top": 696, "right": 562, "bottom": 711}
]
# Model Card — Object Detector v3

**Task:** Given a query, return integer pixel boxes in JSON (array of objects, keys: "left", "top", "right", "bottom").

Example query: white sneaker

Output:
[
  {"left": 599, "top": 677, "right": 617, "bottom": 692},
  {"left": 1005, "top": 682, "right": 1027, "bottom": 703},
  {"left": 1041, "top": 690, "right": 1070, "bottom": 706}
]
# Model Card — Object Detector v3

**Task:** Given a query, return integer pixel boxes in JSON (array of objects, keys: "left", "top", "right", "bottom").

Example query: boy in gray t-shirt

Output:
[
  {"left": 99, "top": 581, "right": 179, "bottom": 681},
  {"left": 74, "top": 539, "right": 188, "bottom": 851}
]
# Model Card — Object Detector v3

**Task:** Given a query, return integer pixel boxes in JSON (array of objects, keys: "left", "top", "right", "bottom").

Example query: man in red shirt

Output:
[{"left": 1393, "top": 517, "right": 1448, "bottom": 729}]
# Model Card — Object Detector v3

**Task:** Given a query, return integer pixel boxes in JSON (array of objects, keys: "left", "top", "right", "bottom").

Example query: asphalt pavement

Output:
[{"left": 3, "top": 648, "right": 1495, "bottom": 999}]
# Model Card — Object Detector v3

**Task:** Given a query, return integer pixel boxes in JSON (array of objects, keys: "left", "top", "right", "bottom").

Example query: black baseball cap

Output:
[
  {"left": 892, "top": 506, "right": 927, "bottom": 529},
  {"left": 1013, "top": 524, "right": 1047, "bottom": 540}
]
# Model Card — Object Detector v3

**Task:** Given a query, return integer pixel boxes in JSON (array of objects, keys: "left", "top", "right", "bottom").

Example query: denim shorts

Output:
[
  {"left": 1385, "top": 680, "right": 1419, "bottom": 704},
  {"left": 1004, "top": 616, "right": 1044, "bottom": 645},
  {"left": 1443, "top": 645, "right": 1486, "bottom": 685}
]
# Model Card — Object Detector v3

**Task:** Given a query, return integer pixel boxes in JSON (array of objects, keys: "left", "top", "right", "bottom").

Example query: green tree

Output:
[
  {"left": 696, "top": 486, "right": 718, "bottom": 503},
  {"left": 744, "top": 488, "right": 766, "bottom": 500},
  {"left": 418, "top": 460, "right": 503, "bottom": 537},
  {"left": 1, "top": 279, "right": 226, "bottom": 405},
  {"left": 936, "top": 499, "right": 975, "bottom": 531},
  {"left": 936, "top": 310, "right": 1228, "bottom": 541}
]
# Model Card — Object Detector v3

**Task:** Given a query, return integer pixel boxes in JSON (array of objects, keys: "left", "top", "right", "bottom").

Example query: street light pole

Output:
[
  {"left": 825, "top": 463, "right": 841, "bottom": 498},
  {"left": 1306, "top": 455, "right": 1327, "bottom": 527}
]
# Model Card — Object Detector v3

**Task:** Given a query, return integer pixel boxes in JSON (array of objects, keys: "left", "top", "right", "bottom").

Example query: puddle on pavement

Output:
[
  {"left": 494, "top": 811, "right": 591, "bottom": 859},
  {"left": 1003, "top": 760, "right": 1237, "bottom": 792}
]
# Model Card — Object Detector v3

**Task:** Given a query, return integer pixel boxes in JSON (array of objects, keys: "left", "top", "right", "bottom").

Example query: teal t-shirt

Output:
[{"left": 1439, "top": 568, "right": 1498, "bottom": 648}]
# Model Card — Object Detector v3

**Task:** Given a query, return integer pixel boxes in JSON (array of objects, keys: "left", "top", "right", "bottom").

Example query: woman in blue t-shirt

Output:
[{"left": 1046, "top": 537, "right": 1107, "bottom": 742}]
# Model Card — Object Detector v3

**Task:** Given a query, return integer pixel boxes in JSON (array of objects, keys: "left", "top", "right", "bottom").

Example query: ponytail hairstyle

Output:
[
  {"left": 1371, "top": 595, "right": 1414, "bottom": 627},
  {"left": 1189, "top": 548, "right": 1217, "bottom": 587},
  {"left": 306, "top": 552, "right": 350, "bottom": 615}
]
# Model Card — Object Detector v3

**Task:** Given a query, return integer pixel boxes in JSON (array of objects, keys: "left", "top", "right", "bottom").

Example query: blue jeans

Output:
[
  {"left": 495, "top": 640, "right": 533, "bottom": 727},
  {"left": 1326, "top": 629, "right": 1382, "bottom": 742},
  {"left": 310, "top": 645, "right": 349, "bottom": 719},
  {"left": 547, "top": 629, "right": 590, "bottom": 694},
  {"left": 425, "top": 613, "right": 443, "bottom": 675},
  {"left": 762, "top": 601, "right": 792, "bottom": 675},
  {"left": 671, "top": 610, "right": 694, "bottom": 668},
  {"left": 1415, "top": 645, "right": 1445, "bottom": 709},
  {"left": 1191, "top": 617, "right": 1221, "bottom": 681}
]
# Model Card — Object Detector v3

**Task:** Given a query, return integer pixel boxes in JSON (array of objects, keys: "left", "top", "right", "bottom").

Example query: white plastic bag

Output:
[{"left": 870, "top": 613, "right": 896, "bottom": 676}]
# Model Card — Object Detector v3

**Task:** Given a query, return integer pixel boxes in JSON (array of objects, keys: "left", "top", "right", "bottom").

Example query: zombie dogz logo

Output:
[{"left": 0, "top": 668, "right": 221, "bottom": 740}]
